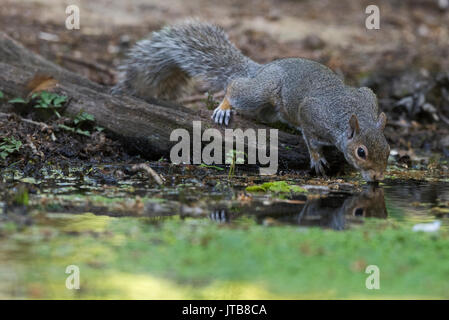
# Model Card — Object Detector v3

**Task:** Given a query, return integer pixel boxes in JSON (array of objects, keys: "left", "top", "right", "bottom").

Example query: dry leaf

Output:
[{"left": 26, "top": 75, "right": 58, "bottom": 96}]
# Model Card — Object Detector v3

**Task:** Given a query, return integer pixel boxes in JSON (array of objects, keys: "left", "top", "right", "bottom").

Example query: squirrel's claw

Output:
[
  {"left": 210, "top": 209, "right": 227, "bottom": 223},
  {"left": 211, "top": 106, "right": 232, "bottom": 126},
  {"left": 212, "top": 107, "right": 219, "bottom": 120},
  {"left": 320, "top": 157, "right": 329, "bottom": 168},
  {"left": 212, "top": 97, "right": 232, "bottom": 126},
  {"left": 224, "top": 109, "right": 231, "bottom": 125},
  {"left": 310, "top": 157, "right": 328, "bottom": 177}
]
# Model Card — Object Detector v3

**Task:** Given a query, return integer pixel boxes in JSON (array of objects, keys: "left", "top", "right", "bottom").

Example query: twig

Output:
[
  {"left": 0, "top": 112, "right": 51, "bottom": 130},
  {"left": 131, "top": 163, "right": 164, "bottom": 185},
  {"left": 26, "top": 134, "right": 44, "bottom": 159}
]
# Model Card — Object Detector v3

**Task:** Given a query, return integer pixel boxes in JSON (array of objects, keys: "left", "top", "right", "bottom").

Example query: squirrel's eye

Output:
[{"left": 357, "top": 147, "right": 366, "bottom": 159}]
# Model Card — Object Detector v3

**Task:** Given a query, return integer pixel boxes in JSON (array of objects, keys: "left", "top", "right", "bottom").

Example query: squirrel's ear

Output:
[
  {"left": 348, "top": 114, "right": 360, "bottom": 139},
  {"left": 377, "top": 112, "right": 387, "bottom": 131}
]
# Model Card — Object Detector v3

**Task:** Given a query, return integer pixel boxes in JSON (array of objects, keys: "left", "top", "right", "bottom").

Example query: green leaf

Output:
[
  {"left": 76, "top": 129, "right": 91, "bottom": 137},
  {"left": 199, "top": 163, "right": 224, "bottom": 171},
  {"left": 53, "top": 95, "right": 67, "bottom": 106},
  {"left": 8, "top": 97, "right": 27, "bottom": 104},
  {"left": 0, "top": 137, "right": 22, "bottom": 159},
  {"left": 58, "top": 124, "right": 75, "bottom": 132},
  {"left": 40, "top": 92, "right": 52, "bottom": 104},
  {"left": 235, "top": 156, "right": 245, "bottom": 164},
  {"left": 75, "top": 112, "right": 95, "bottom": 123},
  {"left": 0, "top": 91, "right": 4, "bottom": 99},
  {"left": 84, "top": 113, "right": 94, "bottom": 121}
]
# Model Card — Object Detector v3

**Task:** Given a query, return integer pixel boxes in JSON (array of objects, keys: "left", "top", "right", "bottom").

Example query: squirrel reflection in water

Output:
[
  {"left": 296, "top": 184, "right": 387, "bottom": 230},
  {"left": 210, "top": 184, "right": 387, "bottom": 230}
]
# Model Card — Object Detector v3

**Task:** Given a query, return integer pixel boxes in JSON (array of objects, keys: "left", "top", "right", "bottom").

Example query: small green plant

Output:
[
  {"left": 13, "top": 186, "right": 29, "bottom": 206},
  {"left": 7, "top": 91, "right": 68, "bottom": 118},
  {"left": 73, "top": 111, "right": 95, "bottom": 125},
  {"left": 199, "top": 163, "right": 225, "bottom": 171},
  {"left": 58, "top": 124, "right": 90, "bottom": 136},
  {"left": 0, "top": 90, "right": 4, "bottom": 99},
  {"left": 58, "top": 111, "right": 99, "bottom": 137},
  {"left": 225, "top": 149, "right": 246, "bottom": 178},
  {"left": 32, "top": 91, "right": 67, "bottom": 118},
  {"left": 0, "top": 137, "right": 22, "bottom": 160}
]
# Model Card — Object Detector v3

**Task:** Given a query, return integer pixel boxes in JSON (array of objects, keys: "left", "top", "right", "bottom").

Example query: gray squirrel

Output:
[{"left": 112, "top": 20, "right": 390, "bottom": 181}]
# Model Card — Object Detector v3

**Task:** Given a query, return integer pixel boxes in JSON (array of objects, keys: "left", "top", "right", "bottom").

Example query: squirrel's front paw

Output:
[
  {"left": 310, "top": 156, "right": 329, "bottom": 177},
  {"left": 211, "top": 106, "right": 232, "bottom": 125},
  {"left": 211, "top": 97, "right": 232, "bottom": 126}
]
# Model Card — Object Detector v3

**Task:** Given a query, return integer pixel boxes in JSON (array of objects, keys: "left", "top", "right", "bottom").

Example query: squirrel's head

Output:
[{"left": 343, "top": 113, "right": 390, "bottom": 182}]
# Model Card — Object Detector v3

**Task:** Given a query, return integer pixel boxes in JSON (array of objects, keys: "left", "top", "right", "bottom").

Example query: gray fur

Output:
[{"left": 111, "top": 19, "right": 260, "bottom": 100}]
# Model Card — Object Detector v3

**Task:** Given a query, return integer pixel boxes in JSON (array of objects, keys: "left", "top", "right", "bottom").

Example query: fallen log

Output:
[{"left": 0, "top": 32, "right": 345, "bottom": 172}]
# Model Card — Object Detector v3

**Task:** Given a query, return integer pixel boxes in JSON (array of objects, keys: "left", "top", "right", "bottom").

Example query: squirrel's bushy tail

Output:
[{"left": 111, "top": 20, "right": 260, "bottom": 100}]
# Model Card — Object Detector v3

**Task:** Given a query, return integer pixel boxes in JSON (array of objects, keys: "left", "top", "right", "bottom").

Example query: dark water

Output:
[{"left": 1, "top": 164, "right": 448, "bottom": 231}]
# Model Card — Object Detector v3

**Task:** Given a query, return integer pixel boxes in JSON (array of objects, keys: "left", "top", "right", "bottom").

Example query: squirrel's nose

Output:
[
  {"left": 371, "top": 172, "right": 384, "bottom": 181},
  {"left": 363, "top": 170, "right": 384, "bottom": 182}
]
